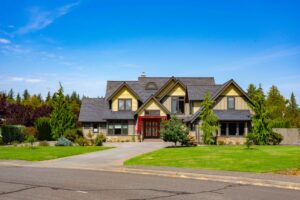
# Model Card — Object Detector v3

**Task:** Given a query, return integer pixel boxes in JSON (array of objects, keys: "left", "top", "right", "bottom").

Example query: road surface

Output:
[{"left": 0, "top": 166, "right": 299, "bottom": 200}]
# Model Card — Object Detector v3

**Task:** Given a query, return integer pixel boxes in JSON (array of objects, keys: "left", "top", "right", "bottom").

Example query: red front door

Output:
[{"left": 143, "top": 119, "right": 161, "bottom": 138}]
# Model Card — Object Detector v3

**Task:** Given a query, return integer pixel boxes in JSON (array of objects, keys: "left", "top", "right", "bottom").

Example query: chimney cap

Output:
[{"left": 140, "top": 72, "right": 146, "bottom": 78}]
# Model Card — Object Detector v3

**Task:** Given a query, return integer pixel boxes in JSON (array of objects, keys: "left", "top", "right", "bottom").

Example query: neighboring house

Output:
[{"left": 78, "top": 74, "right": 254, "bottom": 144}]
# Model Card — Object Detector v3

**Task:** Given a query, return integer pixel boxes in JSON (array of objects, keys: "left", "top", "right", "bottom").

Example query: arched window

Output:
[{"left": 145, "top": 82, "right": 158, "bottom": 90}]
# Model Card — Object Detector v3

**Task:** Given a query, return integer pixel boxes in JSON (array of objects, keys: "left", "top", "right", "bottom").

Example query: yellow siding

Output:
[
  {"left": 111, "top": 87, "right": 138, "bottom": 111},
  {"left": 213, "top": 96, "right": 254, "bottom": 113},
  {"left": 157, "top": 79, "right": 176, "bottom": 98},
  {"left": 138, "top": 100, "right": 167, "bottom": 116},
  {"left": 169, "top": 84, "right": 185, "bottom": 96},
  {"left": 192, "top": 101, "right": 201, "bottom": 114},
  {"left": 221, "top": 85, "right": 242, "bottom": 96}
]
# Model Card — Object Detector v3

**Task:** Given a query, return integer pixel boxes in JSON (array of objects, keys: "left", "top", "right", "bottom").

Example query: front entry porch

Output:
[{"left": 136, "top": 116, "right": 168, "bottom": 140}]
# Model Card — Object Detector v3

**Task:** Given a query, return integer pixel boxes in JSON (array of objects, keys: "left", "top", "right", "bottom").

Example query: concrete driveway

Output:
[{"left": 30, "top": 142, "right": 168, "bottom": 170}]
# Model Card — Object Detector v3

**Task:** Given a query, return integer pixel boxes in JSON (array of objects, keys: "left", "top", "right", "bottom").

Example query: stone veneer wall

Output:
[
  {"left": 216, "top": 136, "right": 246, "bottom": 145},
  {"left": 273, "top": 128, "right": 300, "bottom": 145}
]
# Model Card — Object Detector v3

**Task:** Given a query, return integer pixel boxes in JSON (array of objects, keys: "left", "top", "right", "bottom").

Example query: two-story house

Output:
[{"left": 78, "top": 74, "right": 254, "bottom": 144}]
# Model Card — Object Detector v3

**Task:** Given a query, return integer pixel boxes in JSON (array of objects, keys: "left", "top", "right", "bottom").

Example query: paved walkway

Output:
[{"left": 28, "top": 142, "right": 169, "bottom": 169}]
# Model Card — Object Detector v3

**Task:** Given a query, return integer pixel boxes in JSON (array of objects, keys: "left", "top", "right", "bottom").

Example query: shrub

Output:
[
  {"left": 186, "top": 134, "right": 197, "bottom": 146},
  {"left": 245, "top": 133, "right": 256, "bottom": 149},
  {"left": 26, "top": 135, "right": 37, "bottom": 147},
  {"left": 64, "top": 129, "right": 79, "bottom": 142},
  {"left": 0, "top": 136, "right": 3, "bottom": 145},
  {"left": 39, "top": 140, "right": 49, "bottom": 146},
  {"left": 25, "top": 127, "right": 37, "bottom": 137},
  {"left": 94, "top": 133, "right": 106, "bottom": 146},
  {"left": 161, "top": 116, "right": 189, "bottom": 146},
  {"left": 217, "top": 140, "right": 225, "bottom": 145},
  {"left": 1, "top": 125, "right": 26, "bottom": 144},
  {"left": 269, "top": 131, "right": 283, "bottom": 145},
  {"left": 35, "top": 117, "right": 52, "bottom": 141},
  {"left": 55, "top": 136, "right": 73, "bottom": 146},
  {"left": 75, "top": 137, "right": 89, "bottom": 146}
]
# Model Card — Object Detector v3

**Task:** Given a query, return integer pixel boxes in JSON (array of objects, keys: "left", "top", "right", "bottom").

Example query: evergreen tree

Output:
[
  {"left": 50, "top": 84, "right": 76, "bottom": 139},
  {"left": 266, "top": 86, "right": 289, "bottom": 128},
  {"left": 247, "top": 84, "right": 257, "bottom": 100},
  {"left": 286, "top": 93, "right": 300, "bottom": 128},
  {"left": 16, "top": 93, "right": 21, "bottom": 104},
  {"left": 46, "top": 91, "right": 51, "bottom": 102},
  {"left": 249, "top": 87, "right": 272, "bottom": 144},
  {"left": 199, "top": 92, "right": 219, "bottom": 144},
  {"left": 22, "top": 89, "right": 30, "bottom": 104},
  {"left": 7, "top": 88, "right": 14, "bottom": 103}
]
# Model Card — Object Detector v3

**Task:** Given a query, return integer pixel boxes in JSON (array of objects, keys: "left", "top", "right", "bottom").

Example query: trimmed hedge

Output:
[
  {"left": 1, "top": 125, "right": 26, "bottom": 144},
  {"left": 35, "top": 117, "right": 52, "bottom": 141}
]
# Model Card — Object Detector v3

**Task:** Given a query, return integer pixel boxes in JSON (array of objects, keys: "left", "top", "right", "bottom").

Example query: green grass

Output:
[
  {"left": 125, "top": 146, "right": 300, "bottom": 173},
  {"left": 0, "top": 146, "right": 113, "bottom": 161}
]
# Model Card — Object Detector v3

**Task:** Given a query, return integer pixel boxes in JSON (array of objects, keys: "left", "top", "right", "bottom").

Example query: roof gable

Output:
[
  {"left": 135, "top": 96, "right": 170, "bottom": 116},
  {"left": 106, "top": 82, "right": 141, "bottom": 101}
]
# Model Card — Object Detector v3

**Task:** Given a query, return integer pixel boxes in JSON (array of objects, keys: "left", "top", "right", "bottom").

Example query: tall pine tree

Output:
[
  {"left": 199, "top": 92, "right": 219, "bottom": 144},
  {"left": 50, "top": 84, "right": 75, "bottom": 139},
  {"left": 247, "top": 84, "right": 257, "bottom": 100}
]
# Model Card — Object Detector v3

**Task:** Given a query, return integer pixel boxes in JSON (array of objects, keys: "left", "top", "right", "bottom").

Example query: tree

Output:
[
  {"left": 46, "top": 91, "right": 51, "bottom": 103},
  {"left": 7, "top": 89, "right": 14, "bottom": 103},
  {"left": 160, "top": 116, "right": 189, "bottom": 146},
  {"left": 199, "top": 92, "right": 219, "bottom": 144},
  {"left": 286, "top": 93, "right": 300, "bottom": 128},
  {"left": 247, "top": 84, "right": 257, "bottom": 100},
  {"left": 22, "top": 89, "right": 30, "bottom": 104},
  {"left": 266, "top": 86, "right": 289, "bottom": 128},
  {"left": 0, "top": 93, "right": 7, "bottom": 122},
  {"left": 16, "top": 93, "right": 21, "bottom": 104},
  {"left": 50, "top": 84, "right": 76, "bottom": 139}
]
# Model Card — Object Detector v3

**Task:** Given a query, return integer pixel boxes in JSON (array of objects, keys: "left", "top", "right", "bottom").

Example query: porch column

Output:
[
  {"left": 218, "top": 126, "right": 221, "bottom": 136},
  {"left": 226, "top": 123, "right": 229, "bottom": 136},
  {"left": 245, "top": 122, "right": 248, "bottom": 136},
  {"left": 236, "top": 123, "right": 239, "bottom": 136}
]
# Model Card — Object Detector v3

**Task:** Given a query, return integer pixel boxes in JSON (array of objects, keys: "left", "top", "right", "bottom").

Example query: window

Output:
[
  {"left": 171, "top": 96, "right": 185, "bottom": 114},
  {"left": 145, "top": 82, "right": 158, "bottom": 90},
  {"left": 118, "top": 99, "right": 132, "bottom": 111},
  {"left": 107, "top": 120, "right": 128, "bottom": 135},
  {"left": 239, "top": 123, "right": 245, "bottom": 136},
  {"left": 145, "top": 110, "right": 160, "bottom": 116},
  {"left": 227, "top": 97, "right": 235, "bottom": 110},
  {"left": 83, "top": 123, "right": 91, "bottom": 129},
  {"left": 93, "top": 123, "right": 99, "bottom": 133},
  {"left": 99, "top": 122, "right": 106, "bottom": 129}
]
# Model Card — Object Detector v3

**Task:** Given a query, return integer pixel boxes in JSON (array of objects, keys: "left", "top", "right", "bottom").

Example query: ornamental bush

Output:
[
  {"left": 1, "top": 125, "right": 26, "bottom": 144},
  {"left": 94, "top": 133, "right": 106, "bottom": 146},
  {"left": 160, "top": 116, "right": 189, "bottom": 146},
  {"left": 25, "top": 126, "right": 37, "bottom": 137},
  {"left": 55, "top": 136, "right": 73, "bottom": 146},
  {"left": 35, "top": 117, "right": 52, "bottom": 141},
  {"left": 75, "top": 137, "right": 89, "bottom": 146}
]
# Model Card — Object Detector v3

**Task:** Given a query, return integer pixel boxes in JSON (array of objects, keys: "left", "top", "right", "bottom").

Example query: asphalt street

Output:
[{"left": 0, "top": 166, "right": 299, "bottom": 200}]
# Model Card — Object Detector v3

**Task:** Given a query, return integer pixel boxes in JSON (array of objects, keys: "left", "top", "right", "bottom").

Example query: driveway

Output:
[{"left": 29, "top": 142, "right": 168, "bottom": 170}]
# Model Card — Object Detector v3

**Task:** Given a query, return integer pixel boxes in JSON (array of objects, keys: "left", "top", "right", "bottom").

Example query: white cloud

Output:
[
  {"left": 0, "top": 38, "right": 11, "bottom": 44},
  {"left": 16, "top": 1, "right": 80, "bottom": 34},
  {"left": 10, "top": 77, "right": 42, "bottom": 83}
]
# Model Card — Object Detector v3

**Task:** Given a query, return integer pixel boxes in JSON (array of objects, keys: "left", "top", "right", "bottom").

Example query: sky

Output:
[{"left": 0, "top": 0, "right": 300, "bottom": 100}]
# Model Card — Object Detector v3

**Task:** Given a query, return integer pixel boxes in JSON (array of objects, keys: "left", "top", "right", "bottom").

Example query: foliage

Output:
[
  {"left": 35, "top": 117, "right": 52, "bottom": 141},
  {"left": 55, "top": 136, "right": 73, "bottom": 146},
  {"left": 286, "top": 93, "right": 300, "bottom": 128},
  {"left": 0, "top": 136, "right": 3, "bottom": 145},
  {"left": 75, "top": 137, "right": 90, "bottom": 146},
  {"left": 26, "top": 135, "right": 37, "bottom": 147},
  {"left": 269, "top": 131, "right": 283, "bottom": 145},
  {"left": 25, "top": 126, "right": 37, "bottom": 137},
  {"left": 63, "top": 128, "right": 83, "bottom": 142},
  {"left": 245, "top": 133, "right": 256, "bottom": 149},
  {"left": 1, "top": 125, "right": 26, "bottom": 144},
  {"left": 38, "top": 141, "right": 50, "bottom": 146},
  {"left": 50, "top": 84, "right": 76, "bottom": 139},
  {"left": 182, "top": 134, "right": 197, "bottom": 146},
  {"left": 160, "top": 116, "right": 189, "bottom": 146},
  {"left": 94, "top": 133, "right": 106, "bottom": 146},
  {"left": 247, "top": 83, "right": 258, "bottom": 100},
  {"left": 199, "top": 92, "right": 219, "bottom": 145}
]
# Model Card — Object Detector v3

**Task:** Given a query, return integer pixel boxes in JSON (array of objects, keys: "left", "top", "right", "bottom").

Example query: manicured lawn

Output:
[
  {"left": 125, "top": 146, "right": 300, "bottom": 173},
  {"left": 0, "top": 146, "right": 113, "bottom": 161}
]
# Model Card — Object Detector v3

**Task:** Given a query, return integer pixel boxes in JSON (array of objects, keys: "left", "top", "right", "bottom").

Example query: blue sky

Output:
[{"left": 0, "top": 0, "right": 300, "bottom": 100}]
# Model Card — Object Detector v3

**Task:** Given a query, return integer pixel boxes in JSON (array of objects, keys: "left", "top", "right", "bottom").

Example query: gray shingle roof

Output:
[
  {"left": 78, "top": 98, "right": 134, "bottom": 122},
  {"left": 187, "top": 85, "right": 222, "bottom": 100},
  {"left": 214, "top": 110, "right": 251, "bottom": 121}
]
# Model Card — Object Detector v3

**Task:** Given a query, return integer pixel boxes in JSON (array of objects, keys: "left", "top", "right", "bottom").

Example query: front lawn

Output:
[
  {"left": 125, "top": 146, "right": 300, "bottom": 173},
  {"left": 0, "top": 146, "right": 112, "bottom": 161}
]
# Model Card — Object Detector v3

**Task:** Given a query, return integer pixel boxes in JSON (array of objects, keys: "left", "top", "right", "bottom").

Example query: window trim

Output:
[
  {"left": 107, "top": 120, "right": 128, "bottom": 135},
  {"left": 118, "top": 99, "right": 132, "bottom": 111},
  {"left": 227, "top": 96, "right": 235, "bottom": 110},
  {"left": 171, "top": 96, "right": 185, "bottom": 114}
]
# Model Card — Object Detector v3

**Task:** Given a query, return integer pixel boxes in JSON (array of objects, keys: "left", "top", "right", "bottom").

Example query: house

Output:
[{"left": 78, "top": 74, "right": 254, "bottom": 144}]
